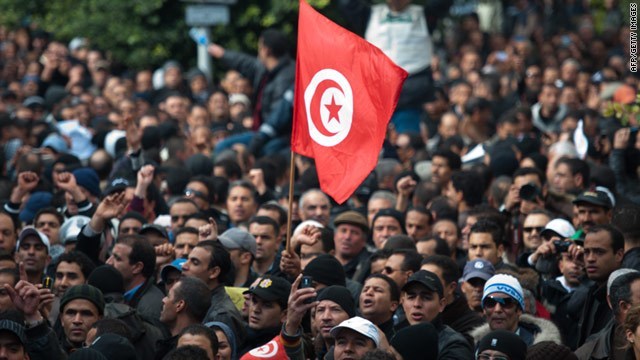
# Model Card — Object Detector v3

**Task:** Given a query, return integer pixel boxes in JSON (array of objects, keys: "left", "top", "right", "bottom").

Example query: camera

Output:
[
  {"left": 300, "top": 276, "right": 315, "bottom": 304},
  {"left": 553, "top": 240, "right": 571, "bottom": 253},
  {"left": 519, "top": 183, "right": 541, "bottom": 201}
]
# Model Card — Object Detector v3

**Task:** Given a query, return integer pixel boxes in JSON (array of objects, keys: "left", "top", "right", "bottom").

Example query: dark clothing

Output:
[
  {"left": 344, "top": 249, "right": 372, "bottom": 283},
  {"left": 577, "top": 283, "right": 613, "bottom": 348},
  {"left": 610, "top": 149, "right": 640, "bottom": 204},
  {"left": 154, "top": 334, "right": 178, "bottom": 360},
  {"left": 575, "top": 319, "right": 628, "bottom": 360},
  {"left": 378, "top": 318, "right": 396, "bottom": 342},
  {"left": 541, "top": 277, "right": 591, "bottom": 349},
  {"left": 128, "top": 279, "right": 164, "bottom": 320},
  {"left": 27, "top": 322, "right": 67, "bottom": 360},
  {"left": 434, "top": 320, "right": 474, "bottom": 360},
  {"left": 203, "top": 285, "right": 247, "bottom": 347},
  {"left": 240, "top": 326, "right": 281, "bottom": 357},
  {"left": 622, "top": 247, "right": 640, "bottom": 272},
  {"left": 441, "top": 294, "right": 486, "bottom": 346}
]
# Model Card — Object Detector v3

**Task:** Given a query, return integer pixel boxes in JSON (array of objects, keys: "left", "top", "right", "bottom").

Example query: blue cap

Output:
[
  {"left": 461, "top": 259, "right": 495, "bottom": 282},
  {"left": 73, "top": 168, "right": 101, "bottom": 198},
  {"left": 160, "top": 258, "right": 186, "bottom": 283},
  {"left": 19, "top": 192, "right": 53, "bottom": 223}
]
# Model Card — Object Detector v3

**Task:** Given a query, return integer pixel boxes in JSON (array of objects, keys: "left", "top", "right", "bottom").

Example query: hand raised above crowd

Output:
[{"left": 198, "top": 217, "right": 218, "bottom": 241}]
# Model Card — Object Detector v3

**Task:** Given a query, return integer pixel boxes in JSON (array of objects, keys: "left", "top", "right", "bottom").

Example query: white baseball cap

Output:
[
  {"left": 330, "top": 316, "right": 380, "bottom": 347},
  {"left": 540, "top": 219, "right": 576, "bottom": 239},
  {"left": 17, "top": 226, "right": 50, "bottom": 253}
]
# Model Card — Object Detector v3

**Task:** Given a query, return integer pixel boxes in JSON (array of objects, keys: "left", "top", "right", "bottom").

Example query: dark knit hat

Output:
[
  {"left": 60, "top": 284, "right": 105, "bottom": 315},
  {"left": 88, "top": 265, "right": 124, "bottom": 295},
  {"left": 69, "top": 348, "right": 108, "bottom": 360},
  {"left": 303, "top": 254, "right": 346, "bottom": 287},
  {"left": 390, "top": 323, "right": 439, "bottom": 360},
  {"left": 372, "top": 208, "right": 405, "bottom": 230},
  {"left": 477, "top": 330, "right": 527, "bottom": 360},
  {"left": 316, "top": 286, "right": 356, "bottom": 317},
  {"left": 73, "top": 168, "right": 102, "bottom": 198},
  {"left": 90, "top": 333, "right": 136, "bottom": 360},
  {"left": 0, "top": 319, "right": 27, "bottom": 346},
  {"left": 526, "top": 341, "right": 577, "bottom": 360}
]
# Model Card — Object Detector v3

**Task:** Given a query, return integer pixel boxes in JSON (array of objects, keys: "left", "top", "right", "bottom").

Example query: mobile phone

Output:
[
  {"left": 42, "top": 276, "right": 54, "bottom": 290},
  {"left": 300, "top": 276, "right": 315, "bottom": 304},
  {"left": 553, "top": 240, "right": 571, "bottom": 253}
]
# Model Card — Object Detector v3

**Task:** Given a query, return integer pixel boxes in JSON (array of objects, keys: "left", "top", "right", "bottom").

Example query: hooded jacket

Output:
[{"left": 470, "top": 314, "right": 562, "bottom": 346}]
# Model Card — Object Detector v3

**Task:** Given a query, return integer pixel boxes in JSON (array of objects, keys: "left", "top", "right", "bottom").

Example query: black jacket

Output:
[
  {"left": 27, "top": 322, "right": 67, "bottom": 360},
  {"left": 441, "top": 293, "right": 485, "bottom": 346},
  {"left": 622, "top": 247, "right": 640, "bottom": 272},
  {"left": 128, "top": 279, "right": 165, "bottom": 320},
  {"left": 434, "top": 319, "right": 474, "bottom": 360},
  {"left": 575, "top": 319, "right": 629, "bottom": 360},
  {"left": 541, "top": 277, "right": 592, "bottom": 349},
  {"left": 577, "top": 283, "right": 613, "bottom": 348},
  {"left": 203, "top": 285, "right": 247, "bottom": 347},
  {"left": 240, "top": 326, "right": 281, "bottom": 357}
]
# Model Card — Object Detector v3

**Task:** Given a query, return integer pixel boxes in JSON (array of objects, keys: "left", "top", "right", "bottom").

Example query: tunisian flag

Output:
[{"left": 291, "top": 0, "right": 408, "bottom": 204}]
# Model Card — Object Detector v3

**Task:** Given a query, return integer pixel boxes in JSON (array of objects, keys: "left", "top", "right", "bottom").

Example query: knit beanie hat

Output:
[
  {"left": 477, "top": 330, "right": 527, "bottom": 360},
  {"left": 88, "top": 265, "right": 125, "bottom": 295},
  {"left": 316, "top": 286, "right": 356, "bottom": 317},
  {"left": 526, "top": 341, "right": 577, "bottom": 360},
  {"left": 60, "top": 284, "right": 105, "bottom": 315},
  {"left": 372, "top": 208, "right": 405, "bottom": 230},
  {"left": 482, "top": 274, "right": 525, "bottom": 310},
  {"left": 90, "top": 333, "right": 136, "bottom": 360},
  {"left": 73, "top": 168, "right": 102, "bottom": 198},
  {"left": 390, "top": 323, "right": 439, "bottom": 360},
  {"left": 68, "top": 348, "right": 108, "bottom": 360},
  {"left": 303, "top": 254, "right": 346, "bottom": 287}
]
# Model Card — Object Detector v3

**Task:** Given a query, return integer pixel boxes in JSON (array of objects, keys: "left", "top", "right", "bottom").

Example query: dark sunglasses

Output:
[
  {"left": 184, "top": 188, "right": 208, "bottom": 200},
  {"left": 523, "top": 226, "right": 544, "bottom": 234},
  {"left": 482, "top": 296, "right": 518, "bottom": 310}
]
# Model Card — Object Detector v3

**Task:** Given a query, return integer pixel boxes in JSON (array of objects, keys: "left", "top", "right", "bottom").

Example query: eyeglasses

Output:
[
  {"left": 523, "top": 226, "right": 544, "bottom": 234},
  {"left": 482, "top": 296, "right": 518, "bottom": 310},
  {"left": 184, "top": 188, "right": 208, "bottom": 200},
  {"left": 382, "top": 266, "right": 402, "bottom": 274},
  {"left": 477, "top": 354, "right": 510, "bottom": 360},
  {"left": 171, "top": 214, "right": 191, "bottom": 222}
]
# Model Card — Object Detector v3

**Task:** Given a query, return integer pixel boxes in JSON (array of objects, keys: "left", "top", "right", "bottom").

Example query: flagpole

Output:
[{"left": 285, "top": 151, "right": 295, "bottom": 253}]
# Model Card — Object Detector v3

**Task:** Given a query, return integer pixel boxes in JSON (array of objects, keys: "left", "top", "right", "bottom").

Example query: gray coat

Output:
[{"left": 203, "top": 286, "right": 247, "bottom": 347}]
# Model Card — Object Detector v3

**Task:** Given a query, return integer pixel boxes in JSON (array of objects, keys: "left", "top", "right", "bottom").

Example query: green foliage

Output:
[{"left": 602, "top": 94, "right": 640, "bottom": 127}]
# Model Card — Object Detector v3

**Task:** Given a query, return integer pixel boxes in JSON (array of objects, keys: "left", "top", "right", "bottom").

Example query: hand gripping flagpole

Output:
[{"left": 285, "top": 151, "right": 295, "bottom": 253}]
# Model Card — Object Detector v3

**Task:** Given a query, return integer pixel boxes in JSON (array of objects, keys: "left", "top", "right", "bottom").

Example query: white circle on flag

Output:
[
  {"left": 248, "top": 340, "right": 279, "bottom": 357},
  {"left": 304, "top": 68, "right": 353, "bottom": 147}
]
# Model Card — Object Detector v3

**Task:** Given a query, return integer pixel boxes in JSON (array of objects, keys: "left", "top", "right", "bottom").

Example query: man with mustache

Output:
[{"left": 573, "top": 190, "right": 613, "bottom": 235}]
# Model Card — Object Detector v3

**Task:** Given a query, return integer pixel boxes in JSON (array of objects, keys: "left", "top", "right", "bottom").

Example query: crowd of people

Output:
[{"left": 0, "top": 0, "right": 639, "bottom": 359}]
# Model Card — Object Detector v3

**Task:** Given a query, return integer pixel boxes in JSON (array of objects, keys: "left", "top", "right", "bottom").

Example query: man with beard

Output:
[{"left": 573, "top": 190, "right": 613, "bottom": 236}]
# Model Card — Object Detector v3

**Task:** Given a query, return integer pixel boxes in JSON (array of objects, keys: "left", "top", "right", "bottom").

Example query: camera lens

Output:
[{"left": 519, "top": 183, "right": 540, "bottom": 201}]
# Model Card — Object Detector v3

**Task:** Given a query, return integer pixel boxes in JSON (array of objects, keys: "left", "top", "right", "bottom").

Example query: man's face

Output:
[
  {"left": 248, "top": 294, "right": 285, "bottom": 330},
  {"left": 433, "top": 220, "right": 459, "bottom": 252},
  {"left": 405, "top": 210, "right": 431, "bottom": 241},
  {"left": 334, "top": 224, "right": 367, "bottom": 259},
  {"left": 0, "top": 331, "right": 28, "bottom": 360},
  {"left": 185, "top": 181, "right": 210, "bottom": 210},
  {"left": 182, "top": 247, "right": 214, "bottom": 285},
  {"left": 552, "top": 163, "right": 578, "bottom": 194},
  {"left": 300, "top": 241, "right": 326, "bottom": 270},
  {"left": 106, "top": 244, "right": 135, "bottom": 284},
  {"left": 431, "top": 156, "right": 452, "bottom": 186},
  {"left": 558, "top": 253, "right": 584, "bottom": 287},
  {"left": 160, "top": 282, "right": 181, "bottom": 325},
  {"left": 54, "top": 261, "right": 86, "bottom": 296},
  {"left": 401, "top": 283, "right": 445, "bottom": 325},
  {"left": 227, "top": 186, "right": 257, "bottom": 225},
  {"left": 522, "top": 214, "right": 550, "bottom": 251},
  {"left": 175, "top": 232, "right": 198, "bottom": 259},
  {"left": 359, "top": 277, "right": 398, "bottom": 324},
  {"left": 314, "top": 299, "right": 351, "bottom": 340},
  {"left": 483, "top": 293, "right": 521, "bottom": 332},
  {"left": 15, "top": 236, "right": 50, "bottom": 276},
  {"left": 165, "top": 96, "right": 187, "bottom": 121},
  {"left": 0, "top": 273, "right": 16, "bottom": 312},
  {"left": 250, "top": 223, "right": 278, "bottom": 264},
  {"left": 60, "top": 299, "right": 101, "bottom": 345},
  {"left": 461, "top": 278, "right": 486, "bottom": 311},
  {"left": 178, "top": 333, "right": 215, "bottom": 360},
  {"left": 372, "top": 216, "right": 402, "bottom": 249},
  {"left": 35, "top": 213, "right": 61, "bottom": 245},
  {"left": 468, "top": 233, "right": 503, "bottom": 266},
  {"left": 0, "top": 214, "right": 16, "bottom": 253},
  {"left": 584, "top": 230, "right": 622, "bottom": 283},
  {"left": 367, "top": 198, "right": 393, "bottom": 226},
  {"left": 382, "top": 254, "right": 411, "bottom": 289},
  {"left": 576, "top": 204, "right": 611, "bottom": 233},
  {"left": 333, "top": 329, "right": 376, "bottom": 360},
  {"left": 300, "top": 193, "right": 331, "bottom": 226},
  {"left": 539, "top": 86, "right": 559, "bottom": 111},
  {"left": 170, "top": 202, "right": 198, "bottom": 230},
  {"left": 119, "top": 218, "right": 143, "bottom": 236}
]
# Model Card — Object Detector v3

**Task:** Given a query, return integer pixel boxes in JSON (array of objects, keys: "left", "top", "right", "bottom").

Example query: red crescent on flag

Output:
[{"left": 309, "top": 78, "right": 343, "bottom": 137}]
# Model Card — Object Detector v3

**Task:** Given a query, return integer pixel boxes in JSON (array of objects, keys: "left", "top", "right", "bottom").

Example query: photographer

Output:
[{"left": 526, "top": 218, "right": 578, "bottom": 277}]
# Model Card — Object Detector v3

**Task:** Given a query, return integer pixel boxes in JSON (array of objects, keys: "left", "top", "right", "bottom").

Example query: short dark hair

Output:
[
  {"left": 260, "top": 29, "right": 289, "bottom": 58},
  {"left": 612, "top": 204, "right": 640, "bottom": 246},
  {"left": 175, "top": 227, "right": 199, "bottom": 238},
  {"left": 211, "top": 176, "right": 229, "bottom": 204},
  {"left": 170, "top": 198, "right": 199, "bottom": 211},
  {"left": 195, "top": 240, "right": 231, "bottom": 280},
  {"left": 432, "top": 149, "right": 461, "bottom": 171},
  {"left": 316, "top": 228, "right": 335, "bottom": 253},
  {"left": 34, "top": 207, "right": 64, "bottom": 226},
  {"left": 513, "top": 167, "right": 546, "bottom": 186},
  {"left": 164, "top": 345, "right": 209, "bottom": 360},
  {"left": 249, "top": 216, "right": 280, "bottom": 237},
  {"left": 117, "top": 235, "right": 156, "bottom": 279},
  {"left": 119, "top": 211, "right": 147, "bottom": 228},
  {"left": 178, "top": 324, "right": 219, "bottom": 355},
  {"left": 258, "top": 202, "right": 287, "bottom": 228},
  {"left": 556, "top": 157, "right": 590, "bottom": 188},
  {"left": 174, "top": 277, "right": 212, "bottom": 322},
  {"left": 214, "top": 159, "right": 242, "bottom": 181},
  {"left": 610, "top": 272, "right": 640, "bottom": 317},
  {"left": 365, "top": 273, "right": 400, "bottom": 302},
  {"left": 421, "top": 255, "right": 460, "bottom": 285},
  {"left": 91, "top": 318, "right": 132, "bottom": 341},
  {"left": 370, "top": 249, "right": 392, "bottom": 263},
  {"left": 589, "top": 224, "right": 625, "bottom": 253},
  {"left": 391, "top": 249, "right": 422, "bottom": 273},
  {"left": 406, "top": 206, "right": 433, "bottom": 225},
  {"left": 0, "top": 268, "right": 18, "bottom": 287},
  {"left": 417, "top": 236, "right": 451, "bottom": 256},
  {"left": 0, "top": 210, "right": 18, "bottom": 234},
  {"left": 228, "top": 180, "right": 258, "bottom": 203},
  {"left": 450, "top": 171, "right": 484, "bottom": 207},
  {"left": 469, "top": 218, "right": 504, "bottom": 247},
  {"left": 56, "top": 251, "right": 96, "bottom": 280}
]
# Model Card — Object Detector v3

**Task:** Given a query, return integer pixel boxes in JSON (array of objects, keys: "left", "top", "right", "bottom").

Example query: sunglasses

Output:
[
  {"left": 482, "top": 296, "right": 518, "bottom": 310},
  {"left": 523, "top": 226, "right": 544, "bottom": 234},
  {"left": 184, "top": 188, "right": 208, "bottom": 200}
]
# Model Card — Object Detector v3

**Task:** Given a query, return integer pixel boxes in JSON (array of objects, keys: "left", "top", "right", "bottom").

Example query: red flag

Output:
[{"left": 291, "top": 0, "right": 408, "bottom": 204}]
